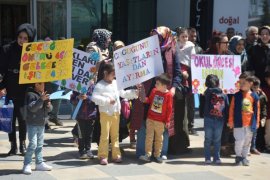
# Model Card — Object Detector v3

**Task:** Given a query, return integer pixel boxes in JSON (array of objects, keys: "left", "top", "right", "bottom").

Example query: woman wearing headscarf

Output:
[
  {"left": 247, "top": 26, "right": 270, "bottom": 88},
  {"left": 133, "top": 26, "right": 182, "bottom": 159},
  {"left": 229, "top": 35, "right": 249, "bottom": 72},
  {"left": 0, "top": 23, "right": 36, "bottom": 155}
]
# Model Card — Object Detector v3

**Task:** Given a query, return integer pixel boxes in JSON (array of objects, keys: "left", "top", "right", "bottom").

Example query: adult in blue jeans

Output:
[{"left": 203, "top": 75, "right": 229, "bottom": 164}]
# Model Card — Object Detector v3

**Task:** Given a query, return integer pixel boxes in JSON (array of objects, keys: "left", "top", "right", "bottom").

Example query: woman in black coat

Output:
[{"left": 0, "top": 23, "right": 36, "bottom": 155}]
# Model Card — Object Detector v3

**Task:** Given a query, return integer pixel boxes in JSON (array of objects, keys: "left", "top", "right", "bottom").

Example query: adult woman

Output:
[
  {"left": 0, "top": 23, "right": 36, "bottom": 155},
  {"left": 133, "top": 26, "right": 181, "bottom": 158},
  {"left": 229, "top": 35, "right": 249, "bottom": 72},
  {"left": 247, "top": 26, "right": 270, "bottom": 88}
]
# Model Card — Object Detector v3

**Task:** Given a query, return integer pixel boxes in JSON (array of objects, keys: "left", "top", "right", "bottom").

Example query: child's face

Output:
[
  {"left": 178, "top": 32, "right": 188, "bottom": 44},
  {"left": 265, "top": 77, "right": 270, "bottom": 87},
  {"left": 105, "top": 71, "right": 115, "bottom": 82},
  {"left": 35, "top": 83, "right": 45, "bottom": 93},
  {"left": 239, "top": 79, "right": 252, "bottom": 92},
  {"left": 155, "top": 80, "right": 167, "bottom": 92},
  {"left": 251, "top": 85, "right": 259, "bottom": 93}
]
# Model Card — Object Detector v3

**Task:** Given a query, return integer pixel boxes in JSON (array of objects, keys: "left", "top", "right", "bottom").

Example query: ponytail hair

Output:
[{"left": 97, "top": 61, "right": 115, "bottom": 82}]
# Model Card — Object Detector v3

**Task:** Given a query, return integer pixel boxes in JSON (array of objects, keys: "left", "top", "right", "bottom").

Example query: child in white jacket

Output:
[{"left": 92, "top": 62, "right": 138, "bottom": 165}]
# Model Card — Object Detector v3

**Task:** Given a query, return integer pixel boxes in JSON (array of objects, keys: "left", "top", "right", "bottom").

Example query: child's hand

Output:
[
  {"left": 165, "top": 122, "right": 170, "bottom": 129},
  {"left": 170, "top": 87, "right": 175, "bottom": 96},
  {"left": 79, "top": 94, "right": 87, "bottom": 100},
  {"left": 109, "top": 97, "right": 116, "bottom": 105},
  {"left": 46, "top": 101, "right": 51, "bottom": 108},
  {"left": 182, "top": 71, "right": 189, "bottom": 80},
  {"left": 227, "top": 123, "right": 233, "bottom": 129},
  {"left": 41, "top": 91, "right": 50, "bottom": 101},
  {"left": 0, "top": 89, "right": 6, "bottom": 97},
  {"left": 261, "top": 118, "right": 266, "bottom": 127}
]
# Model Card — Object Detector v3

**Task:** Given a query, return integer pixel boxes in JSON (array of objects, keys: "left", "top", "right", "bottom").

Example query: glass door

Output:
[{"left": 35, "top": 0, "right": 67, "bottom": 40}]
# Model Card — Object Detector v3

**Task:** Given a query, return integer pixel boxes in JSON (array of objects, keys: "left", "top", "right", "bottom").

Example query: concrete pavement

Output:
[{"left": 0, "top": 115, "right": 269, "bottom": 180}]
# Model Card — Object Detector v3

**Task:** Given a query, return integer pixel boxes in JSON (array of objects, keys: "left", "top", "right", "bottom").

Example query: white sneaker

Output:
[
  {"left": 35, "top": 162, "right": 52, "bottom": 171},
  {"left": 161, "top": 155, "right": 167, "bottom": 160},
  {"left": 22, "top": 164, "right": 32, "bottom": 175}
]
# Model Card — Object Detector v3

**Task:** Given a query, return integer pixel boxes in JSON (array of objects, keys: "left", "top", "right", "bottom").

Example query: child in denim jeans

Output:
[
  {"left": 204, "top": 75, "right": 229, "bottom": 164},
  {"left": 22, "top": 83, "right": 53, "bottom": 175}
]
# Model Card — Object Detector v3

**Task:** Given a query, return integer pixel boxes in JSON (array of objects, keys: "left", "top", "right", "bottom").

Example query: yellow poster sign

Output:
[{"left": 19, "top": 39, "right": 74, "bottom": 84}]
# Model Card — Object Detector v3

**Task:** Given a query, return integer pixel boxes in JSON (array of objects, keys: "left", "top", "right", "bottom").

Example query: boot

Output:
[
  {"left": 8, "top": 141, "right": 18, "bottom": 156},
  {"left": 20, "top": 141, "right": 27, "bottom": 155}
]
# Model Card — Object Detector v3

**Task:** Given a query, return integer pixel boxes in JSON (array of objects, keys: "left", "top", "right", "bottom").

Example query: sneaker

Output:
[
  {"left": 250, "top": 149, "right": 260, "bottom": 155},
  {"left": 189, "top": 129, "right": 198, "bottom": 136},
  {"left": 22, "top": 164, "right": 32, "bottom": 175},
  {"left": 130, "top": 142, "right": 136, "bottom": 149},
  {"left": 87, "top": 151, "right": 95, "bottom": 159},
  {"left": 205, "top": 160, "right": 212, "bottom": 165},
  {"left": 235, "top": 156, "right": 243, "bottom": 166},
  {"left": 100, "top": 158, "right": 108, "bottom": 165},
  {"left": 113, "top": 157, "right": 122, "bottom": 163},
  {"left": 79, "top": 153, "right": 88, "bottom": 159},
  {"left": 155, "top": 156, "right": 163, "bottom": 163},
  {"left": 242, "top": 158, "right": 250, "bottom": 166},
  {"left": 49, "top": 118, "right": 63, "bottom": 126},
  {"left": 161, "top": 155, "right": 167, "bottom": 160},
  {"left": 35, "top": 162, "right": 52, "bottom": 171},
  {"left": 214, "top": 159, "right": 222, "bottom": 165},
  {"left": 139, "top": 155, "right": 151, "bottom": 162}
]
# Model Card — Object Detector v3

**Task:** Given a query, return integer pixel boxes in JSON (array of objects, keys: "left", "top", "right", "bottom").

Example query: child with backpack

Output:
[{"left": 203, "top": 75, "right": 229, "bottom": 164}]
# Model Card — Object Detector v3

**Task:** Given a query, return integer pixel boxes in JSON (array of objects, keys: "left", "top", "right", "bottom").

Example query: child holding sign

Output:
[
  {"left": 92, "top": 62, "right": 138, "bottom": 165},
  {"left": 139, "top": 73, "right": 173, "bottom": 163},
  {"left": 70, "top": 84, "right": 97, "bottom": 159},
  {"left": 22, "top": 83, "right": 53, "bottom": 175}
]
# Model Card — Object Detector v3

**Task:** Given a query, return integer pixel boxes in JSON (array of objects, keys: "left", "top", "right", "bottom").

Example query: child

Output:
[
  {"left": 203, "top": 75, "right": 229, "bottom": 164},
  {"left": 175, "top": 27, "right": 197, "bottom": 135},
  {"left": 251, "top": 77, "right": 267, "bottom": 153},
  {"left": 70, "top": 83, "right": 97, "bottom": 159},
  {"left": 263, "top": 71, "right": 270, "bottom": 153},
  {"left": 228, "top": 73, "right": 260, "bottom": 166},
  {"left": 92, "top": 62, "right": 138, "bottom": 165},
  {"left": 22, "top": 83, "right": 53, "bottom": 175},
  {"left": 139, "top": 73, "right": 173, "bottom": 163}
]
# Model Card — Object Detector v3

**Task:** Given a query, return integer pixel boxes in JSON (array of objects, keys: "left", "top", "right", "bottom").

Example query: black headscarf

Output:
[
  {"left": 17, "top": 23, "right": 36, "bottom": 42},
  {"left": 92, "top": 29, "right": 112, "bottom": 50}
]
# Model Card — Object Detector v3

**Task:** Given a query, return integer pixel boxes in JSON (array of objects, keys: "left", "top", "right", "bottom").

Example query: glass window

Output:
[
  {"left": 37, "top": 0, "right": 67, "bottom": 40},
  {"left": 71, "top": 0, "right": 113, "bottom": 48}
]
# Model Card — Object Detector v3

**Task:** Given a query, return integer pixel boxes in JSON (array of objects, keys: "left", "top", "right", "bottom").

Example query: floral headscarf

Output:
[
  {"left": 92, "top": 29, "right": 112, "bottom": 50},
  {"left": 151, "top": 26, "right": 173, "bottom": 51}
]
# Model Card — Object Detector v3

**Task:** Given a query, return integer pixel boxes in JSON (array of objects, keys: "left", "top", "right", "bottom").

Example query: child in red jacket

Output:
[{"left": 139, "top": 73, "right": 173, "bottom": 163}]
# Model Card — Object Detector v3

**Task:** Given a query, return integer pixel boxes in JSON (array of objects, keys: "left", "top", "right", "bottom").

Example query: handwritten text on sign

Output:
[
  {"left": 191, "top": 54, "right": 241, "bottom": 94},
  {"left": 19, "top": 39, "right": 74, "bottom": 84},
  {"left": 57, "top": 48, "right": 97, "bottom": 94},
  {"left": 113, "top": 35, "right": 164, "bottom": 90}
]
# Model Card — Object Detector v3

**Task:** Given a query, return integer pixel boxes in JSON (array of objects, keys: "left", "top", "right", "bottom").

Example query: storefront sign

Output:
[
  {"left": 19, "top": 39, "right": 74, "bottom": 84},
  {"left": 191, "top": 54, "right": 241, "bottom": 94},
  {"left": 57, "top": 48, "right": 97, "bottom": 94},
  {"left": 213, "top": 0, "right": 249, "bottom": 36},
  {"left": 113, "top": 35, "right": 164, "bottom": 90}
]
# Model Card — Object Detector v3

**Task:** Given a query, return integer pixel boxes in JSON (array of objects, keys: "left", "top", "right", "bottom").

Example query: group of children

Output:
[{"left": 203, "top": 71, "right": 270, "bottom": 166}]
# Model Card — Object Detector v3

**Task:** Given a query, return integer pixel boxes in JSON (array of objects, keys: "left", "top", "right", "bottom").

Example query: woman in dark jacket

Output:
[
  {"left": 133, "top": 26, "right": 182, "bottom": 157},
  {"left": 0, "top": 23, "right": 36, "bottom": 155},
  {"left": 247, "top": 26, "right": 270, "bottom": 88}
]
